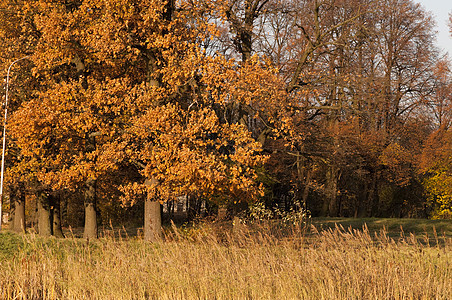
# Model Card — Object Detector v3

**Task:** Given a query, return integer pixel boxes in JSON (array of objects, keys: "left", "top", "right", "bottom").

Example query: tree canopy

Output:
[{"left": 1, "top": 0, "right": 451, "bottom": 238}]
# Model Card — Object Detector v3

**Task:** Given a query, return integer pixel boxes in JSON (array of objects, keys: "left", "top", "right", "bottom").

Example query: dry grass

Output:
[{"left": 0, "top": 223, "right": 451, "bottom": 299}]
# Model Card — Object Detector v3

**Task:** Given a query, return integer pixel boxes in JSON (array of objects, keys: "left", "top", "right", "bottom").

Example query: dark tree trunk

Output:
[
  {"left": 217, "top": 206, "right": 228, "bottom": 220},
  {"left": 301, "top": 167, "right": 312, "bottom": 212},
  {"left": 321, "top": 165, "right": 340, "bottom": 217},
  {"left": 60, "top": 190, "right": 68, "bottom": 228},
  {"left": 37, "top": 192, "right": 52, "bottom": 236},
  {"left": 358, "top": 170, "right": 378, "bottom": 217},
  {"left": 370, "top": 172, "right": 380, "bottom": 217},
  {"left": 188, "top": 196, "right": 203, "bottom": 220},
  {"left": 226, "top": 0, "right": 261, "bottom": 63},
  {"left": 296, "top": 151, "right": 311, "bottom": 212},
  {"left": 357, "top": 178, "right": 369, "bottom": 217},
  {"left": 51, "top": 193, "right": 64, "bottom": 238},
  {"left": 328, "top": 168, "right": 340, "bottom": 217},
  {"left": 83, "top": 178, "right": 98, "bottom": 239}
]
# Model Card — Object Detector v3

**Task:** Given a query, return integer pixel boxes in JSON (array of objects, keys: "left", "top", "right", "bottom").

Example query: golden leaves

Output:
[
  {"left": 125, "top": 103, "right": 266, "bottom": 203},
  {"left": 4, "top": 0, "right": 273, "bottom": 207}
]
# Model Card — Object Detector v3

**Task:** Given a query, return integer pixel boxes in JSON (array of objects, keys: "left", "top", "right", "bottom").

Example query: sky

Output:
[{"left": 416, "top": 0, "right": 452, "bottom": 56}]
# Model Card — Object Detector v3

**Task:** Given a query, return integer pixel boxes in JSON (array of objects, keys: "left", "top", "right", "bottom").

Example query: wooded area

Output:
[{"left": 0, "top": 0, "right": 451, "bottom": 240}]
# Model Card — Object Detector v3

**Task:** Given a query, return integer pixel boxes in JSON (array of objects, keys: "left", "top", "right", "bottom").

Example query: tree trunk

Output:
[
  {"left": 13, "top": 192, "right": 26, "bottom": 232},
  {"left": 296, "top": 151, "right": 311, "bottom": 212},
  {"left": 12, "top": 183, "right": 26, "bottom": 233},
  {"left": 60, "top": 190, "right": 68, "bottom": 229},
  {"left": 370, "top": 171, "right": 379, "bottom": 217},
  {"left": 328, "top": 167, "right": 341, "bottom": 217},
  {"left": 144, "top": 198, "right": 162, "bottom": 242},
  {"left": 359, "top": 170, "right": 378, "bottom": 217},
  {"left": 83, "top": 178, "right": 98, "bottom": 239},
  {"left": 217, "top": 206, "right": 228, "bottom": 220},
  {"left": 51, "top": 193, "right": 64, "bottom": 238},
  {"left": 301, "top": 167, "right": 312, "bottom": 212},
  {"left": 321, "top": 165, "right": 340, "bottom": 217},
  {"left": 37, "top": 192, "right": 52, "bottom": 236},
  {"left": 144, "top": 178, "right": 162, "bottom": 242}
]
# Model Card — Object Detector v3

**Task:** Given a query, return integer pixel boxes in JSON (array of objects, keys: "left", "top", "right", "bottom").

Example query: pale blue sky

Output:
[{"left": 416, "top": 0, "right": 452, "bottom": 56}]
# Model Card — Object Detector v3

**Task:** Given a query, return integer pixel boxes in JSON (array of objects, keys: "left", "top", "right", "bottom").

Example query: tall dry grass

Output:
[{"left": 0, "top": 223, "right": 450, "bottom": 299}]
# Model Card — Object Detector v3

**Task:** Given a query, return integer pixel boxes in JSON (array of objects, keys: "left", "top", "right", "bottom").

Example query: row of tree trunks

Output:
[
  {"left": 35, "top": 191, "right": 64, "bottom": 237},
  {"left": 7, "top": 179, "right": 162, "bottom": 242},
  {"left": 8, "top": 183, "right": 65, "bottom": 237},
  {"left": 81, "top": 177, "right": 163, "bottom": 242},
  {"left": 320, "top": 166, "right": 382, "bottom": 218}
]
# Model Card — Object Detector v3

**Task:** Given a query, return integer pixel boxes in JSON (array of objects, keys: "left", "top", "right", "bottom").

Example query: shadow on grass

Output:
[{"left": 310, "top": 217, "right": 452, "bottom": 240}]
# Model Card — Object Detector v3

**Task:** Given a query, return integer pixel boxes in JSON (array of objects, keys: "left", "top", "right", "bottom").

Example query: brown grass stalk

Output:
[{"left": 0, "top": 223, "right": 450, "bottom": 299}]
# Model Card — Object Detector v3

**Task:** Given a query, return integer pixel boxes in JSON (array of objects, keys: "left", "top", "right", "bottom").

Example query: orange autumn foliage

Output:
[{"left": 5, "top": 0, "right": 273, "bottom": 209}]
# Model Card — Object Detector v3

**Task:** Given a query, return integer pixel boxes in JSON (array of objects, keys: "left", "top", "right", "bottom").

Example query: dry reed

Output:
[{"left": 0, "top": 223, "right": 450, "bottom": 299}]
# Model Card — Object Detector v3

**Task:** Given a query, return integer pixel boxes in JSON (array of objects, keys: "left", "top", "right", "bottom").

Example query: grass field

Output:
[
  {"left": 0, "top": 218, "right": 451, "bottom": 299},
  {"left": 311, "top": 217, "right": 452, "bottom": 236}
]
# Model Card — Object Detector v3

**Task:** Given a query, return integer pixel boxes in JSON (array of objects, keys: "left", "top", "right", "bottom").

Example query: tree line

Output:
[{"left": 0, "top": 0, "right": 451, "bottom": 240}]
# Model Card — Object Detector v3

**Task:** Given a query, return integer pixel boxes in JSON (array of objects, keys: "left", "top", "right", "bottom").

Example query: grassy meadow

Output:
[{"left": 0, "top": 219, "right": 451, "bottom": 299}]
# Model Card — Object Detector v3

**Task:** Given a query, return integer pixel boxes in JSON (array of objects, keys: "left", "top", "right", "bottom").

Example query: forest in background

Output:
[{"left": 0, "top": 0, "right": 451, "bottom": 240}]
